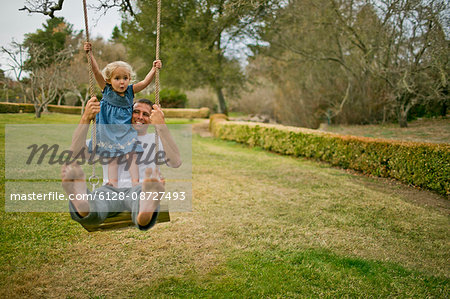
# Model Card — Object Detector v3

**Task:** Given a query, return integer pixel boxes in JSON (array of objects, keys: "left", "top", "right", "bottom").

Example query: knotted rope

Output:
[
  {"left": 82, "top": 0, "right": 99, "bottom": 190},
  {"left": 154, "top": 0, "right": 161, "bottom": 172}
]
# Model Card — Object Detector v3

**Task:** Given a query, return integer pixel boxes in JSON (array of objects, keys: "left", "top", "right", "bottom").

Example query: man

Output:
[
  {"left": 62, "top": 97, "right": 182, "bottom": 230},
  {"left": 99, "top": 98, "right": 181, "bottom": 187}
]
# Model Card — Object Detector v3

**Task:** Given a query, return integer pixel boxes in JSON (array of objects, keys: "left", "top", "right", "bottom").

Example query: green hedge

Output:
[
  {"left": 210, "top": 119, "right": 450, "bottom": 196},
  {"left": 0, "top": 103, "right": 82, "bottom": 114},
  {"left": 47, "top": 104, "right": 82, "bottom": 114},
  {"left": 0, "top": 102, "right": 35, "bottom": 113},
  {"left": 209, "top": 113, "right": 228, "bottom": 131}
]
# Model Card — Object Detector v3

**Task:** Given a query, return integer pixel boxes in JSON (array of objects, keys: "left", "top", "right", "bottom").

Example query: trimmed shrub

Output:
[
  {"left": 164, "top": 107, "right": 210, "bottom": 119},
  {"left": 0, "top": 103, "right": 82, "bottom": 114},
  {"left": 209, "top": 114, "right": 228, "bottom": 131},
  {"left": 210, "top": 119, "right": 450, "bottom": 196},
  {"left": 0, "top": 102, "right": 35, "bottom": 113},
  {"left": 47, "top": 105, "right": 82, "bottom": 114}
]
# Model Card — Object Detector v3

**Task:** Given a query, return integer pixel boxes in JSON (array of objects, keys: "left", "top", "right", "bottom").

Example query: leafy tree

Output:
[
  {"left": 23, "top": 17, "right": 74, "bottom": 68},
  {"left": 110, "top": 25, "right": 124, "bottom": 42},
  {"left": 122, "top": 0, "right": 276, "bottom": 114}
]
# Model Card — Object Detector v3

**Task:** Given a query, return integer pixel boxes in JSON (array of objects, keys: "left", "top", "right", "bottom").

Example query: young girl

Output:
[{"left": 84, "top": 42, "right": 162, "bottom": 187}]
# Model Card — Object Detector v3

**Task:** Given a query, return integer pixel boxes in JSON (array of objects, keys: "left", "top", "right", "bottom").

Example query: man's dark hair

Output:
[{"left": 134, "top": 98, "right": 154, "bottom": 109}]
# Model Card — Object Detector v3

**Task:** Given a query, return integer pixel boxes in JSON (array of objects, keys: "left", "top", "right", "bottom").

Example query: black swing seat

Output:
[{"left": 81, "top": 204, "right": 170, "bottom": 232}]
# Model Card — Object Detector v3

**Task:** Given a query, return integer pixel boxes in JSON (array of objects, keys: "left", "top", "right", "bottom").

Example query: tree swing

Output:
[{"left": 81, "top": 0, "right": 169, "bottom": 232}]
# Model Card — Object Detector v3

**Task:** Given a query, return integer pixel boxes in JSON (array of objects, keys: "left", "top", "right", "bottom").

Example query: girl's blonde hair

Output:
[{"left": 102, "top": 61, "right": 136, "bottom": 82}]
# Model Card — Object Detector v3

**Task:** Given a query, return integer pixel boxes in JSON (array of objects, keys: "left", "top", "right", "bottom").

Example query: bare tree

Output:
[
  {"left": 254, "top": 0, "right": 370, "bottom": 127},
  {"left": 19, "top": 0, "right": 64, "bottom": 18},
  {"left": 19, "top": 0, "right": 135, "bottom": 18},
  {"left": 93, "top": 0, "right": 136, "bottom": 16},
  {"left": 254, "top": 0, "right": 448, "bottom": 127},
  {"left": 1, "top": 42, "right": 29, "bottom": 103},
  {"left": 61, "top": 37, "right": 128, "bottom": 112},
  {"left": 26, "top": 44, "right": 73, "bottom": 117}
]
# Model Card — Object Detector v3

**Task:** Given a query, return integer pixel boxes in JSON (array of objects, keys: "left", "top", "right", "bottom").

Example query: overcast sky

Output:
[{"left": 1, "top": 0, "right": 121, "bottom": 75}]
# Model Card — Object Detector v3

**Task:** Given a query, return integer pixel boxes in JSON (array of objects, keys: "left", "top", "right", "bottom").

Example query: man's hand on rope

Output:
[
  {"left": 84, "top": 42, "right": 92, "bottom": 53},
  {"left": 150, "top": 104, "right": 165, "bottom": 124},
  {"left": 153, "top": 60, "right": 162, "bottom": 70},
  {"left": 82, "top": 96, "right": 100, "bottom": 123}
]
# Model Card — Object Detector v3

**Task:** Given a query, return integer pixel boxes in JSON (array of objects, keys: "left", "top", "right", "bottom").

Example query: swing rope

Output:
[
  {"left": 82, "top": 0, "right": 99, "bottom": 190},
  {"left": 154, "top": 0, "right": 161, "bottom": 169}
]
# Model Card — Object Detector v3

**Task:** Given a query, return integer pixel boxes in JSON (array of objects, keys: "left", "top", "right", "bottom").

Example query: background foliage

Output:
[{"left": 1, "top": 0, "right": 448, "bottom": 127}]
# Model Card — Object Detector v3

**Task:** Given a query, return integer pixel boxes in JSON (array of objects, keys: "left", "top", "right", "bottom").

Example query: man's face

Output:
[{"left": 132, "top": 103, "right": 152, "bottom": 135}]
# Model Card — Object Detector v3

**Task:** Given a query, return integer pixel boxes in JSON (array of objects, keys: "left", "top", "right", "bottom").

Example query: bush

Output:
[
  {"left": 163, "top": 108, "right": 210, "bottom": 118},
  {"left": 210, "top": 119, "right": 450, "bottom": 196},
  {"left": 0, "top": 103, "right": 82, "bottom": 114},
  {"left": 209, "top": 114, "right": 228, "bottom": 131},
  {"left": 47, "top": 105, "right": 82, "bottom": 114},
  {"left": 0, "top": 102, "right": 35, "bottom": 113},
  {"left": 149, "top": 88, "right": 187, "bottom": 108}
]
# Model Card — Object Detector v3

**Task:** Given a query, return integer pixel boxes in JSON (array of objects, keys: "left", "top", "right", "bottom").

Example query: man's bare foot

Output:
[
  {"left": 137, "top": 168, "right": 165, "bottom": 227},
  {"left": 61, "top": 163, "right": 89, "bottom": 217}
]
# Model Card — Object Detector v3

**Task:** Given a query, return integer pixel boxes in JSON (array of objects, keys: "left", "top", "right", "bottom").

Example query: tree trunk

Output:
[
  {"left": 396, "top": 95, "right": 413, "bottom": 128},
  {"left": 81, "top": 90, "right": 91, "bottom": 115},
  {"left": 81, "top": 100, "right": 85, "bottom": 115},
  {"left": 34, "top": 104, "right": 42, "bottom": 118},
  {"left": 440, "top": 102, "right": 447, "bottom": 117},
  {"left": 77, "top": 91, "right": 85, "bottom": 115},
  {"left": 216, "top": 87, "right": 228, "bottom": 115},
  {"left": 30, "top": 82, "right": 41, "bottom": 118},
  {"left": 441, "top": 86, "right": 448, "bottom": 116},
  {"left": 57, "top": 94, "right": 63, "bottom": 105},
  {"left": 398, "top": 113, "right": 408, "bottom": 128},
  {"left": 397, "top": 104, "right": 408, "bottom": 128}
]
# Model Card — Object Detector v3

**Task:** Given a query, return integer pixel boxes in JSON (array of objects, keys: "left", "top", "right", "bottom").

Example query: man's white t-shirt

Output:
[{"left": 87, "top": 133, "right": 164, "bottom": 188}]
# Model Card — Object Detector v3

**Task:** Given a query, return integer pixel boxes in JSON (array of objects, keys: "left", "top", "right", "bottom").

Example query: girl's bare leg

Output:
[
  {"left": 108, "top": 157, "right": 119, "bottom": 187},
  {"left": 128, "top": 152, "right": 140, "bottom": 187}
]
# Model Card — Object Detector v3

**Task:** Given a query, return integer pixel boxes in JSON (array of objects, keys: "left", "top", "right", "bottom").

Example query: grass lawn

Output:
[{"left": 0, "top": 113, "right": 449, "bottom": 297}]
